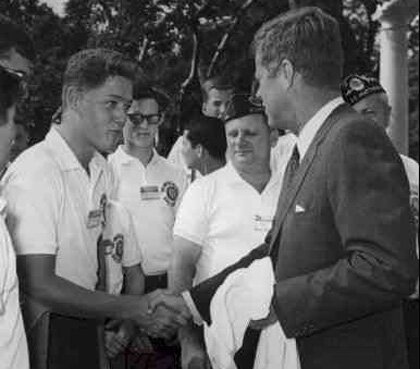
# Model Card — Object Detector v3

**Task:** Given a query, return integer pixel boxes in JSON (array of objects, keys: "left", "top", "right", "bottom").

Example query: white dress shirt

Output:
[{"left": 297, "top": 97, "right": 345, "bottom": 160}]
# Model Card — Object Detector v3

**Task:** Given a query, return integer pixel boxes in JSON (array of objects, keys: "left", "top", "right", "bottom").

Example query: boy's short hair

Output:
[
  {"left": 185, "top": 114, "right": 227, "bottom": 161},
  {"left": 63, "top": 48, "right": 138, "bottom": 92}
]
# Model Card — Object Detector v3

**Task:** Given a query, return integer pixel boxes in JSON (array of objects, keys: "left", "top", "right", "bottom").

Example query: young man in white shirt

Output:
[
  {"left": 0, "top": 49, "right": 31, "bottom": 369},
  {"left": 2, "top": 49, "right": 189, "bottom": 369},
  {"left": 109, "top": 85, "right": 188, "bottom": 368},
  {"left": 169, "top": 94, "right": 283, "bottom": 369}
]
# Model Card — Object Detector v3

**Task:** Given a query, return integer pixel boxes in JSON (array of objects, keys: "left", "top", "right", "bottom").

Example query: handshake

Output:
[{"left": 129, "top": 290, "right": 193, "bottom": 339}]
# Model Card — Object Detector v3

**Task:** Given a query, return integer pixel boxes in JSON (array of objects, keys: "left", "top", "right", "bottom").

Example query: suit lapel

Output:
[{"left": 269, "top": 105, "right": 350, "bottom": 251}]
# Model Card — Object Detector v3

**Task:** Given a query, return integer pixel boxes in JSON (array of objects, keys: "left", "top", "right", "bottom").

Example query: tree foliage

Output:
[{"left": 1, "top": 0, "right": 418, "bottom": 159}]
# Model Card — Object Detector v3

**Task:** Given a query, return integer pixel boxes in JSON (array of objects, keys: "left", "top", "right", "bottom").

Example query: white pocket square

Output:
[{"left": 295, "top": 205, "right": 306, "bottom": 213}]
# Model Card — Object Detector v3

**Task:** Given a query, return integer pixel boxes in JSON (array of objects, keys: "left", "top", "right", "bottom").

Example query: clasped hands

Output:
[{"left": 133, "top": 289, "right": 192, "bottom": 340}]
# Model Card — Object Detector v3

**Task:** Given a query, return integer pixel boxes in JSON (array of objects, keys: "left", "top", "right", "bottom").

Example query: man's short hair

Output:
[
  {"left": 63, "top": 49, "right": 137, "bottom": 92},
  {"left": 185, "top": 114, "right": 227, "bottom": 161},
  {"left": 253, "top": 7, "right": 344, "bottom": 88},
  {"left": 133, "top": 76, "right": 171, "bottom": 112},
  {"left": 0, "top": 14, "right": 35, "bottom": 60},
  {"left": 201, "top": 76, "right": 234, "bottom": 102},
  {"left": 0, "top": 67, "right": 21, "bottom": 123}
]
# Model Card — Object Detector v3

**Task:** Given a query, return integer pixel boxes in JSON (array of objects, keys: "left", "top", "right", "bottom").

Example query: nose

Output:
[{"left": 114, "top": 106, "right": 128, "bottom": 128}]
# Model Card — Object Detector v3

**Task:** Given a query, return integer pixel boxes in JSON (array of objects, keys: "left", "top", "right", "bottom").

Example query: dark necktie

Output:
[
  {"left": 282, "top": 145, "right": 301, "bottom": 193},
  {"left": 269, "top": 145, "right": 300, "bottom": 261}
]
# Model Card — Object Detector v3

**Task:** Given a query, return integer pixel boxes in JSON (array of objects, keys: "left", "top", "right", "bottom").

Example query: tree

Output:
[{"left": 2, "top": 0, "right": 418, "bottom": 158}]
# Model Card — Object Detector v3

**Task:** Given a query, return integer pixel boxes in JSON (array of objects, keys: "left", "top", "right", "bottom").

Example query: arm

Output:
[
  {"left": 169, "top": 236, "right": 209, "bottom": 369},
  {"left": 272, "top": 119, "right": 419, "bottom": 338},
  {"left": 123, "top": 264, "right": 145, "bottom": 296},
  {"left": 17, "top": 255, "right": 188, "bottom": 337}
]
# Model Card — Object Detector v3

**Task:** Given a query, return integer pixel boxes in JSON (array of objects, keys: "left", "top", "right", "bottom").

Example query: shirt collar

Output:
[
  {"left": 46, "top": 126, "right": 106, "bottom": 172},
  {"left": 224, "top": 161, "right": 279, "bottom": 190},
  {"left": 297, "top": 97, "right": 344, "bottom": 161},
  {"left": 115, "top": 145, "right": 161, "bottom": 168}
]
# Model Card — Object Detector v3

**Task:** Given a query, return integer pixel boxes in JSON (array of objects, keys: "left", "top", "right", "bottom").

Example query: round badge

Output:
[
  {"left": 349, "top": 77, "right": 365, "bottom": 92},
  {"left": 162, "top": 181, "right": 179, "bottom": 207},
  {"left": 112, "top": 234, "right": 124, "bottom": 264}
]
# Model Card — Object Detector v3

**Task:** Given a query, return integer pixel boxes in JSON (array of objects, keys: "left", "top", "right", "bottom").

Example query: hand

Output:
[
  {"left": 181, "top": 339, "right": 212, "bottom": 369},
  {"left": 249, "top": 306, "right": 278, "bottom": 331},
  {"left": 129, "top": 332, "right": 154, "bottom": 356},
  {"left": 104, "top": 320, "right": 134, "bottom": 359},
  {"left": 125, "top": 292, "right": 190, "bottom": 340},
  {"left": 147, "top": 304, "right": 188, "bottom": 339},
  {"left": 148, "top": 289, "right": 192, "bottom": 320}
]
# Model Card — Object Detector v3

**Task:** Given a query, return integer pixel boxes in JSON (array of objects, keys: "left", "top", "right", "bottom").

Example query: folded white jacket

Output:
[{"left": 203, "top": 257, "right": 301, "bottom": 369}]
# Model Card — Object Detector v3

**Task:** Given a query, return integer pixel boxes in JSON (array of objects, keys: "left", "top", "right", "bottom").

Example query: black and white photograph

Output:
[{"left": 0, "top": 0, "right": 419, "bottom": 368}]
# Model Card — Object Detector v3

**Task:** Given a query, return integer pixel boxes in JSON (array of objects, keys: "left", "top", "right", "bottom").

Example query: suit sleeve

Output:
[{"left": 272, "top": 119, "right": 419, "bottom": 338}]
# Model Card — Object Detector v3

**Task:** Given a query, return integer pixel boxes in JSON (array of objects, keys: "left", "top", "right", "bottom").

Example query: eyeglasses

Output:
[
  {"left": 0, "top": 64, "right": 28, "bottom": 98},
  {"left": 128, "top": 113, "right": 162, "bottom": 126}
]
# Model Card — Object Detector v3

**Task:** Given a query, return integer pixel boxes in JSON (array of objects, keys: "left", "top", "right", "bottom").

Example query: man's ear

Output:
[
  {"left": 196, "top": 144, "right": 204, "bottom": 159},
  {"left": 202, "top": 102, "right": 208, "bottom": 114},
  {"left": 63, "top": 85, "right": 83, "bottom": 112},
  {"left": 282, "top": 59, "right": 296, "bottom": 89}
]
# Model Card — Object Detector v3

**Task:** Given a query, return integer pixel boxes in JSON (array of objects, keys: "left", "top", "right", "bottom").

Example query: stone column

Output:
[{"left": 375, "top": 0, "right": 419, "bottom": 155}]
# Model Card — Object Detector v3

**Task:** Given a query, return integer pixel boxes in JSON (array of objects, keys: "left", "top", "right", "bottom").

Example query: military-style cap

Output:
[
  {"left": 341, "top": 74, "right": 386, "bottom": 106},
  {"left": 222, "top": 94, "right": 266, "bottom": 123}
]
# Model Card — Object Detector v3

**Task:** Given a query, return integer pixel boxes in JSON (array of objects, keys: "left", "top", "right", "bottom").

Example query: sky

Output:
[{"left": 41, "top": 0, "right": 67, "bottom": 16}]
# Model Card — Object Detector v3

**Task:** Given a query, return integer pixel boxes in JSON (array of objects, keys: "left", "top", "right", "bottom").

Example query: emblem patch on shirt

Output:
[
  {"left": 101, "top": 233, "right": 124, "bottom": 264},
  {"left": 162, "top": 181, "right": 179, "bottom": 207}
]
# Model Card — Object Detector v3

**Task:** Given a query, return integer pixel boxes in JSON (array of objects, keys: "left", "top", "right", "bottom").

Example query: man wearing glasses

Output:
[{"left": 109, "top": 84, "right": 188, "bottom": 368}]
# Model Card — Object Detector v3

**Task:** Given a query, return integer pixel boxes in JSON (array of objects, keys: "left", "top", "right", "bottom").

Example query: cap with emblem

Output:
[
  {"left": 222, "top": 94, "right": 266, "bottom": 123},
  {"left": 341, "top": 74, "right": 386, "bottom": 106}
]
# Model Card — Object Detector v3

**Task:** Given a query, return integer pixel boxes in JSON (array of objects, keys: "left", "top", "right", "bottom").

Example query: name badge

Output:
[
  {"left": 87, "top": 209, "right": 102, "bottom": 229},
  {"left": 140, "top": 186, "right": 161, "bottom": 201},
  {"left": 254, "top": 215, "right": 273, "bottom": 233}
]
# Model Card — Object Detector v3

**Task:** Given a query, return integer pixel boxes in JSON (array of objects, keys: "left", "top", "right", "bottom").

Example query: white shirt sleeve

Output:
[
  {"left": 121, "top": 210, "right": 143, "bottom": 269},
  {"left": 173, "top": 179, "right": 210, "bottom": 247},
  {"left": 3, "top": 169, "right": 61, "bottom": 256},
  {"left": 108, "top": 201, "right": 143, "bottom": 268}
]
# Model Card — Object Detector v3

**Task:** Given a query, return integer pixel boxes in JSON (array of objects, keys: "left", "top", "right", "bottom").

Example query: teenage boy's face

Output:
[
  {"left": 203, "top": 88, "right": 233, "bottom": 118},
  {"left": 78, "top": 76, "right": 133, "bottom": 154}
]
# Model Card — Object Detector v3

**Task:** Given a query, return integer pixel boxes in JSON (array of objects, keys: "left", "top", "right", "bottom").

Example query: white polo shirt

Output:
[
  {"left": 2, "top": 127, "right": 116, "bottom": 291},
  {"left": 109, "top": 147, "right": 187, "bottom": 276},
  {"left": 174, "top": 162, "right": 283, "bottom": 284},
  {"left": 0, "top": 192, "right": 29, "bottom": 369}
]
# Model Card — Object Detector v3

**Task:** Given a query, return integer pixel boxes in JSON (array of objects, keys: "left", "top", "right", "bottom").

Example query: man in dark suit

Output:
[{"left": 151, "top": 7, "right": 418, "bottom": 369}]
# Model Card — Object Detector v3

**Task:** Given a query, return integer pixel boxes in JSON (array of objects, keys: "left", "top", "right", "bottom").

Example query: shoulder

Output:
[
  {"left": 156, "top": 155, "right": 187, "bottom": 183},
  {"left": 4, "top": 141, "right": 62, "bottom": 188}
]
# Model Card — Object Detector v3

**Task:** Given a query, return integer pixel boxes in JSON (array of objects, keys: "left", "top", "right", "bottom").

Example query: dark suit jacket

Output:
[{"left": 190, "top": 105, "right": 418, "bottom": 369}]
